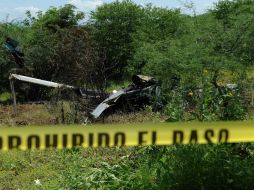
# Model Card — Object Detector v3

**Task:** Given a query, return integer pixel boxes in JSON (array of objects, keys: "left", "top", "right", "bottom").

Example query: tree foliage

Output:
[
  {"left": 0, "top": 0, "right": 253, "bottom": 119},
  {"left": 91, "top": 0, "right": 144, "bottom": 79}
]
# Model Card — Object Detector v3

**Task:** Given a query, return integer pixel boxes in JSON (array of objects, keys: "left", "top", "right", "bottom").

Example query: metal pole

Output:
[{"left": 10, "top": 79, "right": 17, "bottom": 115}]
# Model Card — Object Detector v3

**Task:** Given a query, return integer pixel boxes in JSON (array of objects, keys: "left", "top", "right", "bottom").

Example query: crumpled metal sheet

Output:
[{"left": 91, "top": 90, "right": 125, "bottom": 118}]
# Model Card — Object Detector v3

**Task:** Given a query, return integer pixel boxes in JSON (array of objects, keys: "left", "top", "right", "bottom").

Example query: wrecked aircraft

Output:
[{"left": 9, "top": 74, "right": 161, "bottom": 119}]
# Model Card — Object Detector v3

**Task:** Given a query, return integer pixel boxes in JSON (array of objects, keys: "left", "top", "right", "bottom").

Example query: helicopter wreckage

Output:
[{"left": 9, "top": 73, "right": 161, "bottom": 120}]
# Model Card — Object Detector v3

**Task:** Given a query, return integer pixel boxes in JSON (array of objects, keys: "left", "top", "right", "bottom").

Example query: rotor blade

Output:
[{"left": 9, "top": 74, "right": 74, "bottom": 89}]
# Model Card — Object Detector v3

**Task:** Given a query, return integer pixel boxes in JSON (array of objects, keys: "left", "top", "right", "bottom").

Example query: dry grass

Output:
[
  {"left": 0, "top": 103, "right": 167, "bottom": 126},
  {"left": 0, "top": 104, "right": 56, "bottom": 126},
  {"left": 102, "top": 109, "right": 166, "bottom": 124}
]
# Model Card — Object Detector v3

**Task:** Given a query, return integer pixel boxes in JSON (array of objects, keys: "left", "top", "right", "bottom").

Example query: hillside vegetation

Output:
[
  {"left": 1, "top": 0, "right": 254, "bottom": 121},
  {"left": 0, "top": 0, "right": 254, "bottom": 189}
]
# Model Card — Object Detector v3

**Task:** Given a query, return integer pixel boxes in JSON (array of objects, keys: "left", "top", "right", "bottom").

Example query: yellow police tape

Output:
[{"left": 0, "top": 121, "right": 254, "bottom": 151}]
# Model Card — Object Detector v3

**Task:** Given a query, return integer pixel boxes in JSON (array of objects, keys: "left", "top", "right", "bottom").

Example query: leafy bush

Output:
[{"left": 0, "top": 92, "right": 11, "bottom": 103}]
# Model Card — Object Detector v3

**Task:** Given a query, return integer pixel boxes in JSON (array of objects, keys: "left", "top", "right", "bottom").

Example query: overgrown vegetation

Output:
[
  {"left": 0, "top": 144, "right": 254, "bottom": 189},
  {"left": 1, "top": 0, "right": 254, "bottom": 189},
  {"left": 1, "top": 0, "right": 253, "bottom": 120}
]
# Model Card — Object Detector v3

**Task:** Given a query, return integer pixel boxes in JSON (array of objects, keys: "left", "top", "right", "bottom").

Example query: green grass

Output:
[
  {"left": 1, "top": 105, "right": 254, "bottom": 189},
  {"left": 106, "top": 80, "right": 130, "bottom": 93},
  {"left": 0, "top": 145, "right": 254, "bottom": 189}
]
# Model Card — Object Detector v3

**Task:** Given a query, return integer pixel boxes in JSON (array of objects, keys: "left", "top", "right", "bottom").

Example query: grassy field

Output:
[
  {"left": 0, "top": 145, "right": 254, "bottom": 189},
  {"left": 0, "top": 104, "right": 254, "bottom": 189}
]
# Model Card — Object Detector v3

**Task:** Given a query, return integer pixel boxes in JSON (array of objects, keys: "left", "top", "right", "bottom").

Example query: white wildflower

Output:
[{"left": 34, "top": 179, "right": 41, "bottom": 186}]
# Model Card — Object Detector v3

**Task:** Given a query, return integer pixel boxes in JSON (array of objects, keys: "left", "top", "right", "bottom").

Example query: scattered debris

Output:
[{"left": 4, "top": 37, "right": 24, "bottom": 68}]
